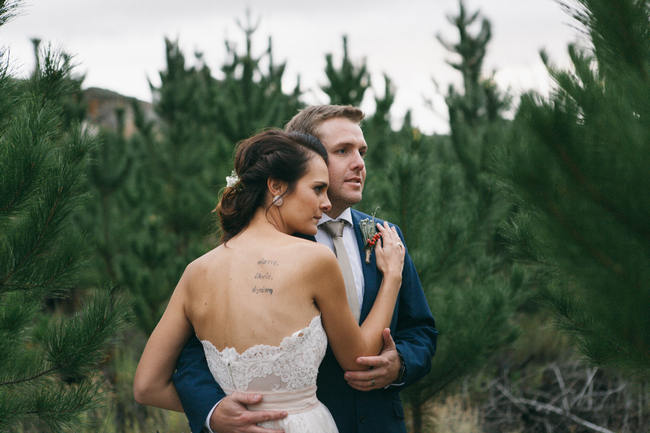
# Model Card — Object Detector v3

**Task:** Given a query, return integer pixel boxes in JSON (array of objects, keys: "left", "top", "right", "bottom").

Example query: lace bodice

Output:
[{"left": 201, "top": 315, "right": 327, "bottom": 393}]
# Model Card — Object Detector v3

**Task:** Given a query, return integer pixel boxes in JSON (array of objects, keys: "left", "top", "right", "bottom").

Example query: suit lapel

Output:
[{"left": 351, "top": 210, "right": 380, "bottom": 322}]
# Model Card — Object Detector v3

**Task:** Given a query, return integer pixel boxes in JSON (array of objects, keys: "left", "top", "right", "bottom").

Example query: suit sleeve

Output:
[
  {"left": 173, "top": 334, "right": 225, "bottom": 433},
  {"left": 392, "top": 225, "right": 438, "bottom": 389}
]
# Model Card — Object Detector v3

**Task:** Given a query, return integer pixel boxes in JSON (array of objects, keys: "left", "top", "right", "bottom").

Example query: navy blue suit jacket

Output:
[{"left": 173, "top": 209, "right": 437, "bottom": 433}]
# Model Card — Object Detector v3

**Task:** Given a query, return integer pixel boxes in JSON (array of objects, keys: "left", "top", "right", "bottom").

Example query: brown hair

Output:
[
  {"left": 215, "top": 130, "right": 328, "bottom": 243},
  {"left": 284, "top": 105, "right": 364, "bottom": 138}
]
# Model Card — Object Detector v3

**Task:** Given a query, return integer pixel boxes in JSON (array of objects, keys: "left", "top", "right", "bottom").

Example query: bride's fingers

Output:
[
  {"left": 376, "top": 222, "right": 396, "bottom": 239},
  {"left": 388, "top": 228, "right": 404, "bottom": 254},
  {"left": 375, "top": 223, "right": 402, "bottom": 250}
]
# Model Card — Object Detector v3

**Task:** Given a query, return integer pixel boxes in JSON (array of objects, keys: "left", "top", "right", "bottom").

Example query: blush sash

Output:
[{"left": 223, "top": 386, "right": 320, "bottom": 414}]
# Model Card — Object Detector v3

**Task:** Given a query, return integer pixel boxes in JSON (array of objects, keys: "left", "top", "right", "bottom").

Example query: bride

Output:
[{"left": 133, "top": 129, "right": 404, "bottom": 432}]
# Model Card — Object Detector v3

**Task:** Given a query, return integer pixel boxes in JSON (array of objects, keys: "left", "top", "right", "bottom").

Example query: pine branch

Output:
[
  {"left": 0, "top": 0, "right": 19, "bottom": 27},
  {"left": 0, "top": 191, "right": 63, "bottom": 287},
  {"left": 0, "top": 366, "right": 57, "bottom": 386}
]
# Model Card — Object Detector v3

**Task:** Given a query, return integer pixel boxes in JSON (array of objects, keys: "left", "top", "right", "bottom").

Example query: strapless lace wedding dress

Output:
[{"left": 201, "top": 315, "right": 338, "bottom": 432}]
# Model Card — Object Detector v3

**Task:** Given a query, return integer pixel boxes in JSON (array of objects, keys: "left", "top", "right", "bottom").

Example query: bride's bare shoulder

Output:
[
  {"left": 181, "top": 245, "right": 224, "bottom": 281},
  {"left": 287, "top": 240, "right": 338, "bottom": 273}
]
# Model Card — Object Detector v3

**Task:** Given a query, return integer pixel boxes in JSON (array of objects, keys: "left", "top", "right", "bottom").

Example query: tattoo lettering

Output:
[
  {"left": 257, "top": 258, "right": 279, "bottom": 266},
  {"left": 254, "top": 272, "right": 273, "bottom": 280},
  {"left": 252, "top": 286, "right": 273, "bottom": 295},
  {"left": 252, "top": 259, "right": 276, "bottom": 294}
]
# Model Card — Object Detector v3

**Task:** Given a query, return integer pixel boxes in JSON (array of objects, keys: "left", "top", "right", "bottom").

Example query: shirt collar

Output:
[{"left": 318, "top": 207, "right": 353, "bottom": 227}]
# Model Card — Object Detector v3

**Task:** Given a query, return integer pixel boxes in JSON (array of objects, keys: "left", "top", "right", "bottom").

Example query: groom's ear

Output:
[{"left": 267, "top": 177, "right": 287, "bottom": 196}]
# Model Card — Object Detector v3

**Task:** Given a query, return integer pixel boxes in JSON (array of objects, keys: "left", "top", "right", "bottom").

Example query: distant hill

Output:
[{"left": 83, "top": 87, "right": 155, "bottom": 137}]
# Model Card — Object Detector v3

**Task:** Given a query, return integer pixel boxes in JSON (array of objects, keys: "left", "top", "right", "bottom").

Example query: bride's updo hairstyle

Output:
[{"left": 216, "top": 129, "right": 328, "bottom": 242}]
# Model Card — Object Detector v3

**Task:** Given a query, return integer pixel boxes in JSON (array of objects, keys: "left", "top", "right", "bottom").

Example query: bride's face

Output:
[{"left": 282, "top": 156, "right": 331, "bottom": 235}]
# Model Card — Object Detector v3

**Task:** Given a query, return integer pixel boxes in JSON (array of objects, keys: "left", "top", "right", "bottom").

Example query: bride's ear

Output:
[{"left": 267, "top": 177, "right": 287, "bottom": 198}]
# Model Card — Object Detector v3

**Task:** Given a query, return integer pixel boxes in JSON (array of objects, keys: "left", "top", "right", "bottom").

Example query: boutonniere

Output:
[{"left": 359, "top": 212, "right": 381, "bottom": 264}]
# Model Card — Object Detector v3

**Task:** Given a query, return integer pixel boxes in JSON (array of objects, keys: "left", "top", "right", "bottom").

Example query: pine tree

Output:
[
  {"left": 499, "top": 0, "right": 649, "bottom": 373},
  {"left": 438, "top": 1, "right": 511, "bottom": 190},
  {"left": 82, "top": 106, "right": 134, "bottom": 284},
  {"left": 214, "top": 12, "right": 303, "bottom": 144},
  {"left": 322, "top": 35, "right": 371, "bottom": 106},
  {"left": 0, "top": 7, "right": 126, "bottom": 430},
  {"left": 362, "top": 73, "right": 398, "bottom": 176},
  {"left": 29, "top": 38, "right": 86, "bottom": 130}
]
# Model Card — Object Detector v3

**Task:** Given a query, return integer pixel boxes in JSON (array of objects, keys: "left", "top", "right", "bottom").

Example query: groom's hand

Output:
[
  {"left": 209, "top": 392, "right": 287, "bottom": 433},
  {"left": 344, "top": 328, "right": 401, "bottom": 391}
]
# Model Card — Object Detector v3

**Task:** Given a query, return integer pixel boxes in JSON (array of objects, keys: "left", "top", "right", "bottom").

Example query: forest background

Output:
[{"left": 0, "top": 0, "right": 647, "bottom": 432}]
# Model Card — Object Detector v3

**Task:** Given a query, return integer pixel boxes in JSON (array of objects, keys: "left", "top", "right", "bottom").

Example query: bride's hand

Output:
[{"left": 374, "top": 222, "right": 405, "bottom": 284}]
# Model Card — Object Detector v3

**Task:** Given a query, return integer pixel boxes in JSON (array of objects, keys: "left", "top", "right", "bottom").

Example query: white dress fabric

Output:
[{"left": 201, "top": 315, "right": 338, "bottom": 432}]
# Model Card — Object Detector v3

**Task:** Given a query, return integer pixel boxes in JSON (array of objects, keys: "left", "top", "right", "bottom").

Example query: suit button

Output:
[{"left": 359, "top": 415, "right": 366, "bottom": 423}]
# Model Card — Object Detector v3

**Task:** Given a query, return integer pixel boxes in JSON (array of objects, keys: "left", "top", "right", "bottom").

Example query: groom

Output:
[{"left": 173, "top": 105, "right": 437, "bottom": 433}]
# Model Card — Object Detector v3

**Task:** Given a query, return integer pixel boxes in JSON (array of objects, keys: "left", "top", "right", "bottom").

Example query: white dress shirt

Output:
[{"left": 316, "top": 208, "right": 365, "bottom": 309}]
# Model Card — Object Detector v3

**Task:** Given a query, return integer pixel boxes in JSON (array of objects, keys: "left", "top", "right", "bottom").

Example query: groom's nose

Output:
[{"left": 350, "top": 150, "right": 365, "bottom": 171}]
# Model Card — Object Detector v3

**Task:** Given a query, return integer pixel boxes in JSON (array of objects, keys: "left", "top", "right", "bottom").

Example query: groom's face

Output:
[{"left": 317, "top": 117, "right": 367, "bottom": 218}]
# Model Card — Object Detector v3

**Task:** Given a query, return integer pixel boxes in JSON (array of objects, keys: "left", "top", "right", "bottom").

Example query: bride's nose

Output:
[{"left": 321, "top": 196, "right": 331, "bottom": 213}]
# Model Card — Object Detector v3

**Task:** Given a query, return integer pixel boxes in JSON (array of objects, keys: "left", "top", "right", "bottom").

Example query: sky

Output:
[{"left": 0, "top": 0, "right": 583, "bottom": 134}]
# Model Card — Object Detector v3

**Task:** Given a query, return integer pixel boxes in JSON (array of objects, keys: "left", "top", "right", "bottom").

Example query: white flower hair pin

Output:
[{"left": 226, "top": 170, "right": 240, "bottom": 188}]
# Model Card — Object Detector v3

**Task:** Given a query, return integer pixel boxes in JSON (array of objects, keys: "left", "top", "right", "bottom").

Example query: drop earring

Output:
[{"left": 272, "top": 195, "right": 283, "bottom": 206}]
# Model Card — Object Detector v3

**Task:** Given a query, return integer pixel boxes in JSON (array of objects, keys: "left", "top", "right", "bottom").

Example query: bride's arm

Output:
[
  {"left": 134, "top": 267, "right": 193, "bottom": 411},
  {"left": 312, "top": 222, "right": 404, "bottom": 371}
]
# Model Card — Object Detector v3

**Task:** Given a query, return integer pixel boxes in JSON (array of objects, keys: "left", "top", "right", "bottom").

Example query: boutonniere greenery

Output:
[{"left": 359, "top": 211, "right": 382, "bottom": 264}]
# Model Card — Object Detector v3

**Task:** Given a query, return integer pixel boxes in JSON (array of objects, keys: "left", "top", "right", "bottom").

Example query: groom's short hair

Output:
[{"left": 285, "top": 105, "right": 364, "bottom": 138}]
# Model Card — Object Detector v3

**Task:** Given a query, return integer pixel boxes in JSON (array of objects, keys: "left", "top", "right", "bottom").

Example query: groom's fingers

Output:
[
  {"left": 246, "top": 420, "right": 286, "bottom": 433},
  {"left": 381, "top": 328, "right": 397, "bottom": 351},
  {"left": 229, "top": 391, "right": 263, "bottom": 405},
  {"left": 248, "top": 428, "right": 284, "bottom": 433},
  {"left": 345, "top": 331, "right": 401, "bottom": 391},
  {"left": 344, "top": 356, "right": 388, "bottom": 389},
  {"left": 236, "top": 411, "right": 287, "bottom": 433},
  {"left": 236, "top": 406, "right": 288, "bottom": 432},
  {"left": 354, "top": 355, "right": 387, "bottom": 368},
  {"left": 211, "top": 392, "right": 287, "bottom": 433}
]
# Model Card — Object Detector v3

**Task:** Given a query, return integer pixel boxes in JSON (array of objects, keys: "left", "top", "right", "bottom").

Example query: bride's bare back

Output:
[{"left": 185, "top": 233, "right": 321, "bottom": 354}]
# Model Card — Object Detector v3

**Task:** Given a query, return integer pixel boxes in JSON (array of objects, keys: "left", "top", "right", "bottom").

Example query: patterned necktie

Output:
[{"left": 321, "top": 220, "right": 361, "bottom": 322}]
